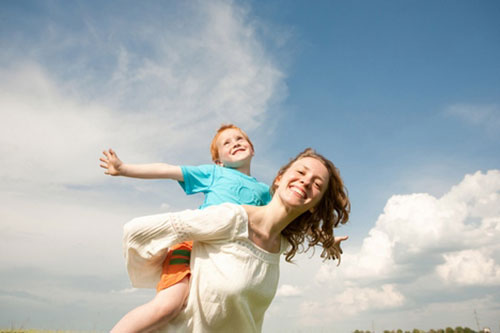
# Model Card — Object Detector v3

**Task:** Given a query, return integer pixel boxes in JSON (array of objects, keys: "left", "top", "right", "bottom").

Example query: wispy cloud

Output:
[
  {"left": 298, "top": 284, "right": 404, "bottom": 326},
  {"left": 276, "top": 284, "right": 302, "bottom": 297},
  {"left": 1, "top": 1, "right": 286, "bottom": 187},
  {"left": 0, "top": 1, "right": 286, "bottom": 328},
  {"left": 445, "top": 103, "right": 500, "bottom": 138}
]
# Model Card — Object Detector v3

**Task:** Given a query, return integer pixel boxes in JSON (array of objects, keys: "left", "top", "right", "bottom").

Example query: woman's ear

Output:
[
  {"left": 272, "top": 175, "right": 282, "bottom": 192},
  {"left": 273, "top": 175, "right": 282, "bottom": 187}
]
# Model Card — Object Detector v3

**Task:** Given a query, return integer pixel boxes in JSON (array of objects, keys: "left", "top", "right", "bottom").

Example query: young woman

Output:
[{"left": 122, "top": 148, "right": 350, "bottom": 332}]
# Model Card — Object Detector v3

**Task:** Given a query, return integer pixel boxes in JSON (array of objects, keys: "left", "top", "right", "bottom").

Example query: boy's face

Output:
[{"left": 216, "top": 128, "right": 254, "bottom": 168}]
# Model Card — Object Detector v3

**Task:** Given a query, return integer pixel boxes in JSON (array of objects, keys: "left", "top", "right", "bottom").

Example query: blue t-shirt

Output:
[{"left": 178, "top": 164, "right": 271, "bottom": 209}]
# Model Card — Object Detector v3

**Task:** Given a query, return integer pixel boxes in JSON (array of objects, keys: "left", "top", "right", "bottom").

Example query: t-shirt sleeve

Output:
[
  {"left": 262, "top": 186, "right": 272, "bottom": 205},
  {"left": 178, "top": 164, "right": 216, "bottom": 195},
  {"left": 123, "top": 203, "right": 247, "bottom": 288}
]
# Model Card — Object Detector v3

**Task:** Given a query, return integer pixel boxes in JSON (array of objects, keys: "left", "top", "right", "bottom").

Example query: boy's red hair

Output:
[{"left": 210, "top": 124, "right": 254, "bottom": 163}]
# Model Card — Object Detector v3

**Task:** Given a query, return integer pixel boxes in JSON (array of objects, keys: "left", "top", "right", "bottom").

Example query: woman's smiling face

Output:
[{"left": 274, "top": 156, "right": 330, "bottom": 213}]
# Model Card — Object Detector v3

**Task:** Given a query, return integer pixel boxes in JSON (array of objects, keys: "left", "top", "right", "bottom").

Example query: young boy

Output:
[{"left": 100, "top": 124, "right": 271, "bottom": 332}]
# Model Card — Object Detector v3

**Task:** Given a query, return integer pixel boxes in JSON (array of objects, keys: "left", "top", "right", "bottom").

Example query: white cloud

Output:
[
  {"left": 0, "top": 64, "right": 120, "bottom": 185},
  {"left": 319, "top": 170, "right": 500, "bottom": 284},
  {"left": 334, "top": 284, "right": 405, "bottom": 313},
  {"left": 443, "top": 170, "right": 500, "bottom": 220},
  {"left": 112, "top": 288, "right": 139, "bottom": 294},
  {"left": 298, "top": 285, "right": 404, "bottom": 326},
  {"left": 437, "top": 249, "right": 500, "bottom": 285},
  {"left": 314, "top": 169, "right": 500, "bottom": 324},
  {"left": 276, "top": 284, "right": 302, "bottom": 297}
]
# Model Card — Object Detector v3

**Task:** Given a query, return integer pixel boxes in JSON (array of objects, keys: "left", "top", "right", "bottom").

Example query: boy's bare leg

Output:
[{"left": 111, "top": 277, "right": 189, "bottom": 333}]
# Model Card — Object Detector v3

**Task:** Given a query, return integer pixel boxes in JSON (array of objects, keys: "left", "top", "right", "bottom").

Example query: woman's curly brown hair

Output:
[{"left": 271, "top": 148, "right": 350, "bottom": 263}]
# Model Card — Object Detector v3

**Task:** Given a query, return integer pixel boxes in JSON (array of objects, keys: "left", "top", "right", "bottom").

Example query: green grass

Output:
[{"left": 0, "top": 330, "right": 107, "bottom": 333}]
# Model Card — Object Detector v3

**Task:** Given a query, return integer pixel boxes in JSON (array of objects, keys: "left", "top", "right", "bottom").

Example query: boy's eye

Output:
[{"left": 297, "top": 170, "right": 305, "bottom": 175}]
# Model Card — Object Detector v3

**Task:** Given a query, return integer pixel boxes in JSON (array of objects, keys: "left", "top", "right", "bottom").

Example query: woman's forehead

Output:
[{"left": 292, "top": 157, "right": 328, "bottom": 177}]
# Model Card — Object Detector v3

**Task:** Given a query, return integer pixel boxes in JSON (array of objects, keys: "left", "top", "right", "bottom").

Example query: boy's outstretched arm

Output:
[{"left": 100, "top": 148, "right": 184, "bottom": 181}]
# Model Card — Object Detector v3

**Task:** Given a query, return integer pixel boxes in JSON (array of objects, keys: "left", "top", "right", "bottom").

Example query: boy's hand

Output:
[{"left": 100, "top": 149, "right": 123, "bottom": 176}]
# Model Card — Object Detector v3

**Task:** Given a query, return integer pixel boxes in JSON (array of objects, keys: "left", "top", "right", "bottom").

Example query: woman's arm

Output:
[
  {"left": 123, "top": 204, "right": 243, "bottom": 287},
  {"left": 100, "top": 148, "right": 183, "bottom": 181}
]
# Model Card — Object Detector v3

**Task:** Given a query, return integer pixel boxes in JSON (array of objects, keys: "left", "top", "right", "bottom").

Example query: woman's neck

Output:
[{"left": 244, "top": 199, "right": 302, "bottom": 252}]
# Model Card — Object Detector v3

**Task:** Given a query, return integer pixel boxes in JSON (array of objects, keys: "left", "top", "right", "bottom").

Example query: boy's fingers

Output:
[{"left": 103, "top": 150, "right": 110, "bottom": 158}]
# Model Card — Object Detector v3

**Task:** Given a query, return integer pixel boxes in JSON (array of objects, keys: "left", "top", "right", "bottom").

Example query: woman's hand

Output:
[
  {"left": 321, "top": 235, "right": 349, "bottom": 263},
  {"left": 333, "top": 235, "right": 349, "bottom": 255},
  {"left": 100, "top": 148, "right": 123, "bottom": 176}
]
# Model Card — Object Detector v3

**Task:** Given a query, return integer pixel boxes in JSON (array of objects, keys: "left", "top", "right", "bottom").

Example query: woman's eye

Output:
[{"left": 297, "top": 170, "right": 305, "bottom": 175}]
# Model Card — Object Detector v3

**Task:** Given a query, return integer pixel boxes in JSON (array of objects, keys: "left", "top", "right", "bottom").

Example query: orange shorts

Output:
[{"left": 156, "top": 241, "right": 193, "bottom": 292}]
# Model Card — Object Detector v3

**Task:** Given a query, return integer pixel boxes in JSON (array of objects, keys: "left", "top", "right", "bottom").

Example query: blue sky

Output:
[{"left": 1, "top": 0, "right": 499, "bottom": 332}]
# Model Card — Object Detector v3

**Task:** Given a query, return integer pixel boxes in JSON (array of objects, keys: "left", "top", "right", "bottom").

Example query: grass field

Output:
[{"left": 0, "top": 330, "right": 107, "bottom": 333}]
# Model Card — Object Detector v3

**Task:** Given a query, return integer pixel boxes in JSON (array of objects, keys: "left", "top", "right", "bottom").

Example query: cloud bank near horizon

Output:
[
  {"left": 302, "top": 169, "right": 500, "bottom": 326},
  {"left": 270, "top": 169, "right": 500, "bottom": 330}
]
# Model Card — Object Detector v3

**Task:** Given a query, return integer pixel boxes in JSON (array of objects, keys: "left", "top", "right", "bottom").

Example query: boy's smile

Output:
[{"left": 231, "top": 147, "right": 247, "bottom": 155}]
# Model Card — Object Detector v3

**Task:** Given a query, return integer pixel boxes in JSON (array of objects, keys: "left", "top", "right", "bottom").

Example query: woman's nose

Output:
[{"left": 300, "top": 177, "right": 312, "bottom": 187}]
